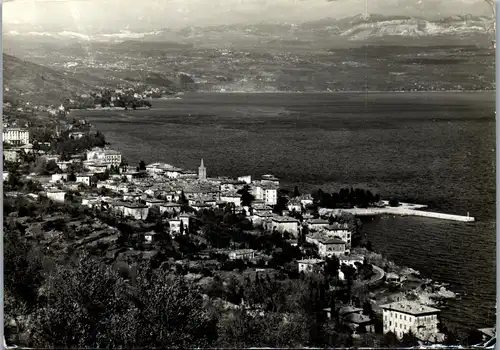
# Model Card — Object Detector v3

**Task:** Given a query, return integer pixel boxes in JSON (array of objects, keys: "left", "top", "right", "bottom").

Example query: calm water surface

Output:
[{"left": 73, "top": 92, "right": 496, "bottom": 331}]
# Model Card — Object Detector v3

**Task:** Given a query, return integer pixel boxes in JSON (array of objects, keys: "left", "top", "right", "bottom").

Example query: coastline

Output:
[
  {"left": 66, "top": 90, "right": 494, "bottom": 332},
  {"left": 354, "top": 247, "right": 458, "bottom": 309}
]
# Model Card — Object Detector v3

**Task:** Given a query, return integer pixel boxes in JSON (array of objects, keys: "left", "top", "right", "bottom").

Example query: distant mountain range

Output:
[{"left": 5, "top": 14, "right": 493, "bottom": 44}]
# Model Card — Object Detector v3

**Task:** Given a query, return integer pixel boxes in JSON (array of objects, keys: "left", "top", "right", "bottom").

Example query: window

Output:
[{"left": 389, "top": 321, "right": 392, "bottom": 326}]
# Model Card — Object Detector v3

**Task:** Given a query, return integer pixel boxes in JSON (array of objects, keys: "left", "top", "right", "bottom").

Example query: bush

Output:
[{"left": 388, "top": 199, "right": 399, "bottom": 207}]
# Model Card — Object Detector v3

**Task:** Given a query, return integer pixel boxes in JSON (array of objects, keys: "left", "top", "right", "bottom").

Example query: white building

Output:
[
  {"left": 237, "top": 175, "right": 252, "bottom": 184},
  {"left": 4, "top": 149, "right": 21, "bottom": 162},
  {"left": 122, "top": 203, "right": 149, "bottom": 220},
  {"left": 263, "top": 186, "right": 278, "bottom": 206},
  {"left": 306, "top": 233, "right": 349, "bottom": 258},
  {"left": 51, "top": 173, "right": 68, "bottom": 183},
  {"left": 339, "top": 255, "right": 365, "bottom": 268},
  {"left": 220, "top": 193, "right": 241, "bottom": 207},
  {"left": 298, "top": 259, "right": 325, "bottom": 273},
  {"left": 46, "top": 189, "right": 66, "bottom": 203},
  {"left": 3, "top": 128, "right": 29, "bottom": 145},
  {"left": 323, "top": 224, "right": 352, "bottom": 248},
  {"left": 56, "top": 161, "right": 72, "bottom": 171},
  {"left": 145, "top": 199, "right": 165, "bottom": 208},
  {"left": 76, "top": 174, "right": 92, "bottom": 186},
  {"left": 271, "top": 216, "right": 300, "bottom": 237},
  {"left": 86, "top": 148, "right": 122, "bottom": 166},
  {"left": 307, "top": 219, "right": 330, "bottom": 231},
  {"left": 251, "top": 212, "right": 274, "bottom": 227},
  {"left": 381, "top": 301, "right": 441, "bottom": 341},
  {"left": 144, "top": 231, "right": 157, "bottom": 244},
  {"left": 160, "top": 202, "right": 182, "bottom": 214},
  {"left": 261, "top": 174, "right": 280, "bottom": 187},
  {"left": 228, "top": 249, "right": 255, "bottom": 260}
]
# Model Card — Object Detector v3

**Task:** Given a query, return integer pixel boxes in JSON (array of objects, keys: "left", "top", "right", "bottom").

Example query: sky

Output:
[{"left": 3, "top": 0, "right": 494, "bottom": 33}]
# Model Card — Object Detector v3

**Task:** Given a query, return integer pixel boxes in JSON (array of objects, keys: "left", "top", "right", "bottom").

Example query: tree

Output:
[
  {"left": 31, "top": 253, "right": 125, "bottom": 348},
  {"left": 388, "top": 198, "right": 399, "bottom": 207},
  {"left": 381, "top": 331, "right": 401, "bottom": 348},
  {"left": 237, "top": 185, "right": 255, "bottom": 207},
  {"left": 108, "top": 267, "right": 218, "bottom": 348},
  {"left": 328, "top": 214, "right": 335, "bottom": 225},
  {"left": 4, "top": 230, "right": 46, "bottom": 311},
  {"left": 5, "top": 166, "right": 22, "bottom": 191},
  {"left": 138, "top": 160, "right": 146, "bottom": 171},
  {"left": 178, "top": 190, "right": 189, "bottom": 206},
  {"left": 325, "top": 256, "right": 340, "bottom": 279},
  {"left": 293, "top": 186, "right": 301, "bottom": 198},
  {"left": 400, "top": 330, "right": 420, "bottom": 347},
  {"left": 273, "top": 196, "right": 289, "bottom": 215}
]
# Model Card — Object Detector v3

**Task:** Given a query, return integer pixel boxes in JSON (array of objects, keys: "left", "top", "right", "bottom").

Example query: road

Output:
[{"left": 366, "top": 264, "right": 385, "bottom": 285}]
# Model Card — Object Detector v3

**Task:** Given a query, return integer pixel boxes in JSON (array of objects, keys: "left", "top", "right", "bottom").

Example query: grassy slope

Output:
[{"left": 3, "top": 53, "right": 93, "bottom": 106}]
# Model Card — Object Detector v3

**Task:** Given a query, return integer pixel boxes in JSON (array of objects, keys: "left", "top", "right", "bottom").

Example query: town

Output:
[{"left": 3, "top": 109, "right": 495, "bottom": 349}]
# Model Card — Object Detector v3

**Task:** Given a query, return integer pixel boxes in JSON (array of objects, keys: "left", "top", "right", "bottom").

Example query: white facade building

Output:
[
  {"left": 3, "top": 128, "right": 29, "bottom": 145},
  {"left": 228, "top": 249, "right": 255, "bottom": 260},
  {"left": 46, "top": 189, "right": 67, "bottom": 203},
  {"left": 51, "top": 173, "right": 68, "bottom": 183},
  {"left": 381, "top": 301, "right": 441, "bottom": 341},
  {"left": 86, "top": 148, "right": 122, "bottom": 166},
  {"left": 220, "top": 193, "right": 241, "bottom": 207},
  {"left": 122, "top": 204, "right": 149, "bottom": 220},
  {"left": 323, "top": 225, "right": 352, "bottom": 248},
  {"left": 237, "top": 175, "right": 252, "bottom": 184},
  {"left": 263, "top": 187, "right": 278, "bottom": 205},
  {"left": 271, "top": 216, "right": 300, "bottom": 237},
  {"left": 298, "top": 259, "right": 325, "bottom": 273},
  {"left": 76, "top": 174, "right": 92, "bottom": 186}
]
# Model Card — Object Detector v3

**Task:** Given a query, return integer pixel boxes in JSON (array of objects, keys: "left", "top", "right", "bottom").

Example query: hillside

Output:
[{"left": 3, "top": 53, "right": 93, "bottom": 106}]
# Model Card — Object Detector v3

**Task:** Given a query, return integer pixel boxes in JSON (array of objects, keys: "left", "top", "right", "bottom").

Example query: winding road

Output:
[{"left": 366, "top": 264, "right": 385, "bottom": 285}]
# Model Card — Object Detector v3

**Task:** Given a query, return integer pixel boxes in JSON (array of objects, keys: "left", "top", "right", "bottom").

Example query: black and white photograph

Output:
[{"left": 2, "top": 0, "right": 497, "bottom": 348}]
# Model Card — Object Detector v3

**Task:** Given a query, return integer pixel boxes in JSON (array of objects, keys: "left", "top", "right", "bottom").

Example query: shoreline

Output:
[
  {"left": 354, "top": 247, "right": 459, "bottom": 310},
  {"left": 319, "top": 201, "right": 475, "bottom": 222},
  {"left": 185, "top": 90, "right": 495, "bottom": 95}
]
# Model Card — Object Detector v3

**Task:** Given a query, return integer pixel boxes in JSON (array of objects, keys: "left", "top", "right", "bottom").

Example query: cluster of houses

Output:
[{"left": 4, "top": 123, "right": 490, "bottom": 346}]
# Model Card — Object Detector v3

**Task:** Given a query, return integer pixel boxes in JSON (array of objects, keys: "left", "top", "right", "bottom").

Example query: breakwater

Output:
[{"left": 320, "top": 202, "right": 475, "bottom": 222}]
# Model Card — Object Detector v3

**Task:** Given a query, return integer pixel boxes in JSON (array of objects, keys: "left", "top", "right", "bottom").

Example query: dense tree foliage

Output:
[
  {"left": 312, "top": 187, "right": 381, "bottom": 209},
  {"left": 237, "top": 185, "right": 255, "bottom": 207},
  {"left": 56, "top": 132, "right": 106, "bottom": 160}
]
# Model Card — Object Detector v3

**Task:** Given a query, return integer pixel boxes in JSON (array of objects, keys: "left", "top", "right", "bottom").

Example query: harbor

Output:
[{"left": 320, "top": 202, "right": 476, "bottom": 222}]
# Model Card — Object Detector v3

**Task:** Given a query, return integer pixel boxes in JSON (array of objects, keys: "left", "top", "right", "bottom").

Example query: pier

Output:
[{"left": 320, "top": 202, "right": 475, "bottom": 222}]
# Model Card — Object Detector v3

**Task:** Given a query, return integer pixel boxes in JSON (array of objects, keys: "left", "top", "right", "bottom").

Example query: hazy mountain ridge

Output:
[
  {"left": 3, "top": 53, "right": 92, "bottom": 105},
  {"left": 4, "top": 14, "right": 493, "bottom": 44}
]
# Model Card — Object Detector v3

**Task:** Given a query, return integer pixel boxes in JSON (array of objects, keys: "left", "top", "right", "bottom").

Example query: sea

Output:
[{"left": 71, "top": 91, "right": 496, "bottom": 332}]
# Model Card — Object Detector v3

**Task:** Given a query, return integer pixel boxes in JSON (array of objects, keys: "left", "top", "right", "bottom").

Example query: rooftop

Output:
[
  {"left": 230, "top": 249, "right": 255, "bottom": 254},
  {"left": 343, "top": 313, "right": 372, "bottom": 324},
  {"left": 380, "top": 301, "right": 440, "bottom": 315},
  {"left": 161, "top": 202, "right": 181, "bottom": 207},
  {"left": 317, "top": 237, "right": 346, "bottom": 245},
  {"left": 298, "top": 258, "right": 325, "bottom": 265},
  {"left": 309, "top": 219, "right": 330, "bottom": 225},
  {"left": 272, "top": 216, "right": 299, "bottom": 223},
  {"left": 338, "top": 306, "right": 363, "bottom": 316},
  {"left": 340, "top": 255, "right": 364, "bottom": 261},
  {"left": 145, "top": 199, "right": 165, "bottom": 203},
  {"left": 122, "top": 203, "right": 148, "bottom": 209},
  {"left": 325, "top": 223, "right": 350, "bottom": 231}
]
